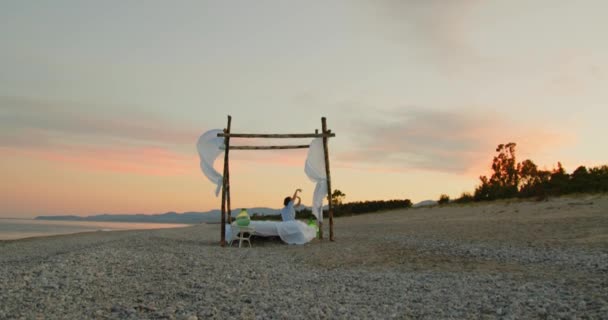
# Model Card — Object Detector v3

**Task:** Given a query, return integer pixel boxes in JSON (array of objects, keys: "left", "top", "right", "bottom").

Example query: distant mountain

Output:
[
  {"left": 35, "top": 207, "right": 283, "bottom": 224},
  {"left": 413, "top": 200, "right": 438, "bottom": 208}
]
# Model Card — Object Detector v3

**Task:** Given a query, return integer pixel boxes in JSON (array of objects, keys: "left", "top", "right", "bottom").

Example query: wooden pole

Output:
[
  {"left": 218, "top": 133, "right": 335, "bottom": 138},
  {"left": 226, "top": 133, "right": 232, "bottom": 226},
  {"left": 321, "top": 117, "right": 334, "bottom": 241},
  {"left": 220, "top": 115, "right": 232, "bottom": 246},
  {"left": 220, "top": 139, "right": 226, "bottom": 246},
  {"left": 315, "top": 129, "right": 323, "bottom": 240}
]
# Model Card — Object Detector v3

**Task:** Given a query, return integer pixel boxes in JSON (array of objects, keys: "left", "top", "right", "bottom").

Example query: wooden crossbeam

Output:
[
  {"left": 217, "top": 133, "right": 335, "bottom": 138},
  {"left": 225, "top": 145, "right": 310, "bottom": 150}
]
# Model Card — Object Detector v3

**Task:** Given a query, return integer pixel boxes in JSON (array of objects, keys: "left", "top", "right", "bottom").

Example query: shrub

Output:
[{"left": 454, "top": 192, "right": 474, "bottom": 204}]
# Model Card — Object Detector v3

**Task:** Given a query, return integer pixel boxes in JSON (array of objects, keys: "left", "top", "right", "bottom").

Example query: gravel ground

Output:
[{"left": 1, "top": 194, "right": 607, "bottom": 319}]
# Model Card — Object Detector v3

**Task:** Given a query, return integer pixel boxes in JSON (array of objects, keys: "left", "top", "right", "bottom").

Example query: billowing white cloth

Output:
[
  {"left": 277, "top": 220, "right": 317, "bottom": 244},
  {"left": 225, "top": 220, "right": 316, "bottom": 245},
  {"left": 196, "top": 129, "right": 225, "bottom": 196},
  {"left": 304, "top": 138, "right": 327, "bottom": 220}
]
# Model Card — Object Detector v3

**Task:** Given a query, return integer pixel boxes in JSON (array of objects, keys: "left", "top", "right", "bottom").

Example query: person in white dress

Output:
[{"left": 280, "top": 188, "right": 302, "bottom": 221}]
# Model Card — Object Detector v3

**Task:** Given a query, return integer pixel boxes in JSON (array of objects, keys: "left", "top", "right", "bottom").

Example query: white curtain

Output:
[
  {"left": 196, "top": 129, "right": 225, "bottom": 196},
  {"left": 304, "top": 138, "right": 327, "bottom": 221}
]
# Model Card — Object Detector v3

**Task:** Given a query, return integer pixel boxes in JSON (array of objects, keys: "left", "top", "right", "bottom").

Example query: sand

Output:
[{"left": 1, "top": 194, "right": 607, "bottom": 319}]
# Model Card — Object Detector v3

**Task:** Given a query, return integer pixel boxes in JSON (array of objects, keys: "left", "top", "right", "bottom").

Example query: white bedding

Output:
[{"left": 226, "top": 220, "right": 316, "bottom": 245}]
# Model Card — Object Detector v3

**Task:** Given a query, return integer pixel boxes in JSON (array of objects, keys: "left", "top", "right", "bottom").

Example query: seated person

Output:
[{"left": 280, "top": 188, "right": 302, "bottom": 221}]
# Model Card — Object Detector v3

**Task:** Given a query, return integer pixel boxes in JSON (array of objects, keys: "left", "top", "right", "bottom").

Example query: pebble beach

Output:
[{"left": 1, "top": 194, "right": 607, "bottom": 319}]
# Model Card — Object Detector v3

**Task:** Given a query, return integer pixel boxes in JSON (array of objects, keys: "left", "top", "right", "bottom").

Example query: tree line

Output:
[
  {"left": 249, "top": 189, "right": 413, "bottom": 221},
  {"left": 252, "top": 142, "right": 607, "bottom": 220},
  {"left": 450, "top": 142, "right": 608, "bottom": 203}
]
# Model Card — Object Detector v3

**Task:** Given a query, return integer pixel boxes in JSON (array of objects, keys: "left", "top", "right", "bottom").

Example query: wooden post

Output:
[
  {"left": 315, "top": 129, "right": 323, "bottom": 240},
  {"left": 226, "top": 137, "right": 232, "bottom": 226},
  {"left": 220, "top": 115, "right": 232, "bottom": 246},
  {"left": 321, "top": 117, "right": 334, "bottom": 241}
]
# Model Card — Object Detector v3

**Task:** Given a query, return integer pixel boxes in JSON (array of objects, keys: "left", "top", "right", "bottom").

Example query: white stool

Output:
[{"left": 230, "top": 225, "right": 255, "bottom": 248}]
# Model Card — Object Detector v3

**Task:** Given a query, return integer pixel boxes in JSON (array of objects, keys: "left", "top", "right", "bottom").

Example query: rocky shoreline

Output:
[{"left": 1, "top": 195, "right": 607, "bottom": 319}]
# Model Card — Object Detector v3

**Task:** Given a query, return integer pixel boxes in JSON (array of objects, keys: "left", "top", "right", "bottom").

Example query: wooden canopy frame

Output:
[{"left": 217, "top": 115, "right": 336, "bottom": 246}]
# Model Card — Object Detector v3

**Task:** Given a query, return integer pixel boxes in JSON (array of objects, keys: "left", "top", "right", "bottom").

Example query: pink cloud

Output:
[
  {"left": 1, "top": 137, "right": 314, "bottom": 177},
  {"left": 1, "top": 97, "right": 331, "bottom": 177},
  {"left": 3, "top": 144, "right": 196, "bottom": 176},
  {"left": 337, "top": 108, "right": 574, "bottom": 176}
]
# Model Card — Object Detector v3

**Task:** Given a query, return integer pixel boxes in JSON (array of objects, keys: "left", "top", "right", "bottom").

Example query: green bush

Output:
[{"left": 454, "top": 192, "right": 474, "bottom": 204}]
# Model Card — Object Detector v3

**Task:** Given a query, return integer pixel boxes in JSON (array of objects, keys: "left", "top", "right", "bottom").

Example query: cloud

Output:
[
  {"left": 0, "top": 96, "right": 206, "bottom": 176},
  {"left": 2, "top": 143, "right": 196, "bottom": 176},
  {"left": 0, "top": 96, "right": 316, "bottom": 176},
  {"left": 370, "top": 0, "right": 482, "bottom": 65},
  {"left": 0, "top": 96, "right": 197, "bottom": 146},
  {"left": 546, "top": 52, "right": 608, "bottom": 96},
  {"left": 337, "top": 108, "right": 572, "bottom": 175}
]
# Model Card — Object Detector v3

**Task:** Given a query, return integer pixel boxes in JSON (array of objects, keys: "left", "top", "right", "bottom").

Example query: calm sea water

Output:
[{"left": 0, "top": 218, "right": 190, "bottom": 240}]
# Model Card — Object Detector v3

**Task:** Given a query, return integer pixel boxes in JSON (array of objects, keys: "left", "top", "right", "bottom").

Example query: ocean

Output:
[{"left": 0, "top": 218, "right": 190, "bottom": 240}]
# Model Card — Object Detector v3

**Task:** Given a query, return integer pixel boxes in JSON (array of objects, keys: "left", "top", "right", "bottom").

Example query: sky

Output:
[{"left": 1, "top": 0, "right": 607, "bottom": 218}]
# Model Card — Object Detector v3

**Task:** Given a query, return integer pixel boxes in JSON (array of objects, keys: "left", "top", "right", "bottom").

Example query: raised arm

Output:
[
  {"left": 295, "top": 195, "right": 302, "bottom": 207},
  {"left": 291, "top": 188, "right": 301, "bottom": 202}
]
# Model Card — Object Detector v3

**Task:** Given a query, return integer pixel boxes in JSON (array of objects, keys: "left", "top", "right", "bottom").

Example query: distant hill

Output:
[
  {"left": 35, "top": 207, "right": 284, "bottom": 224},
  {"left": 413, "top": 200, "right": 438, "bottom": 208}
]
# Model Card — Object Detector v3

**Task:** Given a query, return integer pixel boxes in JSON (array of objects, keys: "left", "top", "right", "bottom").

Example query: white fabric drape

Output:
[
  {"left": 276, "top": 221, "right": 317, "bottom": 244},
  {"left": 226, "top": 221, "right": 316, "bottom": 245},
  {"left": 304, "top": 138, "right": 327, "bottom": 221},
  {"left": 196, "top": 129, "right": 225, "bottom": 196}
]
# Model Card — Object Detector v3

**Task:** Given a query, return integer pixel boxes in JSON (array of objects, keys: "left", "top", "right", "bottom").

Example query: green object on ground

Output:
[
  {"left": 307, "top": 218, "right": 319, "bottom": 236},
  {"left": 236, "top": 209, "right": 250, "bottom": 226}
]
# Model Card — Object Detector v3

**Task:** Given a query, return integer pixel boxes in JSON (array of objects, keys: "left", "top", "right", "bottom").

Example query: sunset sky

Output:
[{"left": 1, "top": 1, "right": 606, "bottom": 218}]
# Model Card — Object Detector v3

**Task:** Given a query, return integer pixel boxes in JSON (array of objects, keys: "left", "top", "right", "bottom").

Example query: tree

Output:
[
  {"left": 438, "top": 194, "right": 450, "bottom": 205},
  {"left": 517, "top": 159, "right": 545, "bottom": 198},
  {"left": 571, "top": 166, "right": 590, "bottom": 193},
  {"left": 548, "top": 162, "right": 569, "bottom": 195},
  {"left": 491, "top": 143, "right": 519, "bottom": 194},
  {"left": 475, "top": 142, "right": 519, "bottom": 200},
  {"left": 518, "top": 159, "right": 538, "bottom": 189},
  {"left": 588, "top": 165, "right": 608, "bottom": 191},
  {"left": 331, "top": 189, "right": 346, "bottom": 207},
  {"left": 474, "top": 175, "right": 494, "bottom": 201}
]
